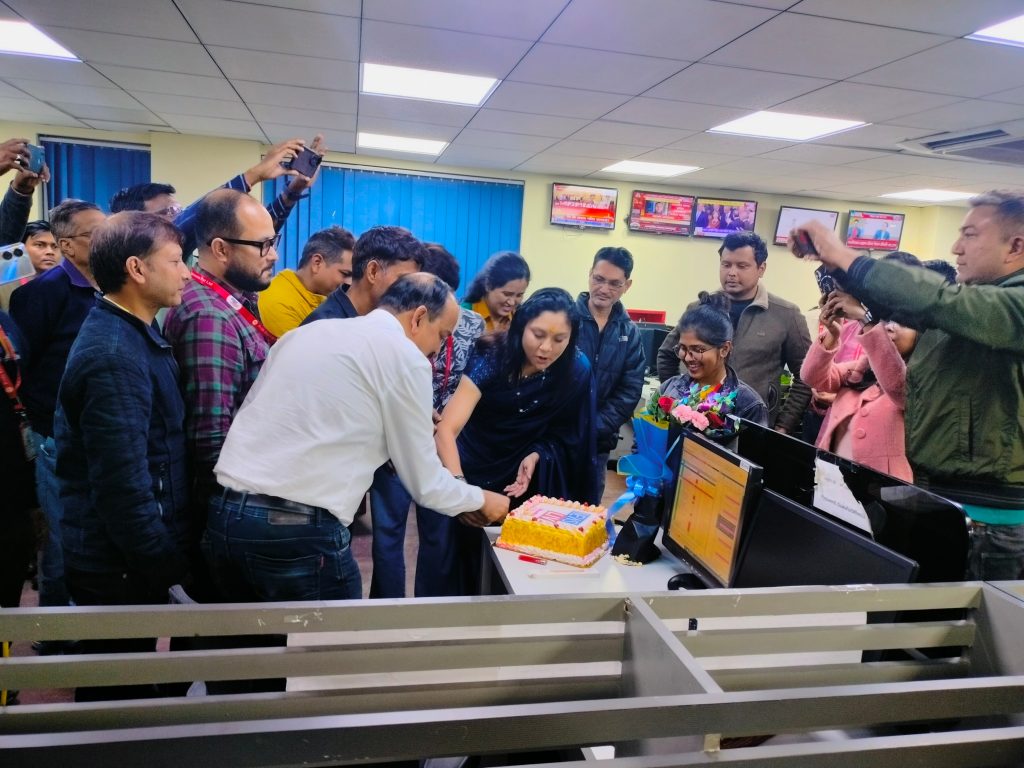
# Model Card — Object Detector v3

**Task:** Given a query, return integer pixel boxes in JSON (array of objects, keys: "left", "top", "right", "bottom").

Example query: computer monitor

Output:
[
  {"left": 635, "top": 322, "right": 671, "bottom": 375},
  {"left": 735, "top": 418, "right": 816, "bottom": 506},
  {"left": 732, "top": 490, "right": 918, "bottom": 588},
  {"left": 662, "top": 431, "right": 763, "bottom": 588}
]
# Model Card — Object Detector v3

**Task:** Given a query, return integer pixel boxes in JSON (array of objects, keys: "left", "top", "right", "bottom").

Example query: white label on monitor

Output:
[{"left": 812, "top": 458, "right": 872, "bottom": 535}]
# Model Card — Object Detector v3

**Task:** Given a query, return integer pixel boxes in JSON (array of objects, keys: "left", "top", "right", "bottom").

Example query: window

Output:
[{"left": 42, "top": 137, "right": 150, "bottom": 213}]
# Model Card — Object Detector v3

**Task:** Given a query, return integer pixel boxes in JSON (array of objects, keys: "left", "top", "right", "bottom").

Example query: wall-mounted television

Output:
[
  {"left": 627, "top": 190, "right": 695, "bottom": 236},
  {"left": 550, "top": 183, "right": 617, "bottom": 230},
  {"left": 774, "top": 206, "right": 839, "bottom": 246},
  {"left": 692, "top": 196, "right": 757, "bottom": 238},
  {"left": 846, "top": 210, "right": 905, "bottom": 251}
]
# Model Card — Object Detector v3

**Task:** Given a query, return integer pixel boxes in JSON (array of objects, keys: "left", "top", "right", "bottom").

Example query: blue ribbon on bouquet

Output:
[{"left": 605, "top": 432, "right": 682, "bottom": 545}]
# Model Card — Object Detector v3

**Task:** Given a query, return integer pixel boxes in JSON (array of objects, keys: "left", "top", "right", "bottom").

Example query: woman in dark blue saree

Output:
[{"left": 433, "top": 288, "right": 599, "bottom": 593}]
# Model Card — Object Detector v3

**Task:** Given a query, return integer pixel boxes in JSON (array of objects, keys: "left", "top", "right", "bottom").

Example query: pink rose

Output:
[
  {"left": 671, "top": 404, "right": 694, "bottom": 421},
  {"left": 690, "top": 412, "right": 710, "bottom": 431}
]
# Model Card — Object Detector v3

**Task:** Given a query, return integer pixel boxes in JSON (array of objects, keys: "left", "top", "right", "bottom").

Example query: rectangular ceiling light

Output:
[
  {"left": 0, "top": 20, "right": 78, "bottom": 60},
  {"left": 968, "top": 13, "right": 1024, "bottom": 47},
  {"left": 600, "top": 160, "right": 701, "bottom": 177},
  {"left": 708, "top": 110, "right": 866, "bottom": 141},
  {"left": 357, "top": 132, "right": 448, "bottom": 156},
  {"left": 362, "top": 63, "right": 499, "bottom": 106},
  {"left": 881, "top": 189, "right": 976, "bottom": 203}
]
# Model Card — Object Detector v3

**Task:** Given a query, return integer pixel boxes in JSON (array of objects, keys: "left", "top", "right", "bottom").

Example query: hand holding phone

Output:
[
  {"left": 284, "top": 146, "right": 322, "bottom": 179},
  {"left": 791, "top": 229, "right": 819, "bottom": 259}
]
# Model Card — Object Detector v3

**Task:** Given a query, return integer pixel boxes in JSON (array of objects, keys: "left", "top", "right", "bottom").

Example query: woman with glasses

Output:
[
  {"left": 660, "top": 291, "right": 767, "bottom": 442},
  {"left": 461, "top": 251, "right": 530, "bottom": 332}
]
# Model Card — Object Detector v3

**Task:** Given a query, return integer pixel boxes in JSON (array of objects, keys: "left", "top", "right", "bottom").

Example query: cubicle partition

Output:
[{"left": 2, "top": 583, "right": 1024, "bottom": 766}]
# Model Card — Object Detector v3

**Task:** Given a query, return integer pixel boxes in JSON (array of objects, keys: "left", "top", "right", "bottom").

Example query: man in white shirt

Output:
[{"left": 206, "top": 273, "right": 510, "bottom": 601}]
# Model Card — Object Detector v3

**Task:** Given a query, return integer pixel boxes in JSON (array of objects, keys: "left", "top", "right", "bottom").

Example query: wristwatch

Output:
[{"left": 860, "top": 306, "right": 874, "bottom": 326}]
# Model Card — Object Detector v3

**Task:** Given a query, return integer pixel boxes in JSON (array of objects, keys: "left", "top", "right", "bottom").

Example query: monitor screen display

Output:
[
  {"left": 692, "top": 197, "right": 757, "bottom": 238},
  {"left": 732, "top": 490, "right": 918, "bottom": 588},
  {"left": 663, "top": 432, "right": 763, "bottom": 587},
  {"left": 774, "top": 206, "right": 839, "bottom": 246},
  {"left": 735, "top": 418, "right": 817, "bottom": 507},
  {"left": 628, "top": 190, "right": 695, "bottom": 235},
  {"left": 550, "top": 183, "right": 617, "bottom": 229},
  {"left": 845, "top": 210, "right": 905, "bottom": 251}
]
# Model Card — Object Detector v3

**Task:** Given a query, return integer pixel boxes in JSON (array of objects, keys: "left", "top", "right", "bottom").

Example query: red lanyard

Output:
[
  {"left": 0, "top": 325, "right": 22, "bottom": 404},
  {"left": 440, "top": 335, "right": 454, "bottom": 393},
  {"left": 190, "top": 270, "right": 277, "bottom": 345}
]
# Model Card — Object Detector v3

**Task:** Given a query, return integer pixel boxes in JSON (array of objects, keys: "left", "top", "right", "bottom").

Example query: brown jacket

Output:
[{"left": 656, "top": 284, "right": 812, "bottom": 433}]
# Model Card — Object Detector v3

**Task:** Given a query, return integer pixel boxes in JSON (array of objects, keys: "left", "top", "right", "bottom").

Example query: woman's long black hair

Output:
[{"left": 462, "top": 251, "right": 531, "bottom": 304}]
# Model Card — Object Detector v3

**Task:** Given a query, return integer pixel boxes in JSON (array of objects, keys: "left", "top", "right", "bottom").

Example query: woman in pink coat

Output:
[{"left": 800, "top": 293, "right": 918, "bottom": 482}]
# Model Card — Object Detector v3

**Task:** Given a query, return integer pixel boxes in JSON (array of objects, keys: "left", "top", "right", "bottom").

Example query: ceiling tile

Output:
[
  {"left": 466, "top": 109, "right": 590, "bottom": 138},
  {"left": 451, "top": 130, "right": 557, "bottom": 152},
  {"left": 546, "top": 139, "right": 649, "bottom": 160},
  {"left": 632, "top": 147, "right": 749, "bottom": 168},
  {"left": 646, "top": 63, "right": 832, "bottom": 109},
  {"left": 223, "top": 0, "right": 361, "bottom": 14},
  {"left": 759, "top": 144, "right": 891, "bottom": 165},
  {"left": 0, "top": 81, "right": 28, "bottom": 98},
  {"left": 713, "top": 156, "right": 822, "bottom": 177},
  {"left": 54, "top": 104, "right": 166, "bottom": 124},
  {"left": 83, "top": 120, "right": 178, "bottom": 133},
  {"left": 515, "top": 153, "right": 609, "bottom": 175},
  {"left": 209, "top": 47, "right": 358, "bottom": 90},
  {"left": 890, "top": 99, "right": 1024, "bottom": 133},
  {"left": 846, "top": 153, "right": 983, "bottom": 177},
  {"left": 484, "top": 82, "right": 630, "bottom": 120},
  {"left": 852, "top": 39, "right": 1024, "bottom": 98},
  {"left": 158, "top": 113, "right": 267, "bottom": 141},
  {"left": 5, "top": 0, "right": 198, "bottom": 41},
  {"left": 360, "top": 20, "right": 532, "bottom": 77},
  {"left": 705, "top": 13, "right": 947, "bottom": 80},
  {"left": 542, "top": 0, "right": 778, "bottom": 61},
  {"left": 0, "top": 95, "right": 80, "bottom": 123},
  {"left": 175, "top": 0, "right": 359, "bottom": 59},
  {"left": 42, "top": 28, "right": 220, "bottom": 76},
  {"left": 357, "top": 117, "right": 461, "bottom": 142},
  {"left": 133, "top": 92, "right": 251, "bottom": 120},
  {"left": 259, "top": 124, "right": 355, "bottom": 152},
  {"left": 788, "top": 0, "right": 1024, "bottom": 36},
  {"left": 668, "top": 131, "right": 792, "bottom": 156},
  {"left": 250, "top": 105, "right": 356, "bottom": 132},
  {"left": 569, "top": 121, "right": 692, "bottom": 147},
  {"left": 362, "top": 0, "right": 566, "bottom": 40},
  {"left": 439, "top": 145, "right": 537, "bottom": 169},
  {"left": 808, "top": 122, "right": 935, "bottom": 149},
  {"left": 7, "top": 80, "right": 141, "bottom": 108},
  {"left": 604, "top": 97, "right": 747, "bottom": 131},
  {"left": 508, "top": 44, "right": 687, "bottom": 96},
  {"left": 983, "top": 85, "right": 1024, "bottom": 106},
  {"left": 773, "top": 82, "right": 963, "bottom": 124},
  {"left": 0, "top": 55, "right": 112, "bottom": 86},
  {"left": 358, "top": 95, "right": 476, "bottom": 128},
  {"left": 234, "top": 81, "right": 357, "bottom": 113},
  {"left": 93, "top": 66, "right": 236, "bottom": 99}
]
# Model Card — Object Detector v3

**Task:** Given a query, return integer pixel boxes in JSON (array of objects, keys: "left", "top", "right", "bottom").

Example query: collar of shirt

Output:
[{"left": 60, "top": 258, "right": 92, "bottom": 289}]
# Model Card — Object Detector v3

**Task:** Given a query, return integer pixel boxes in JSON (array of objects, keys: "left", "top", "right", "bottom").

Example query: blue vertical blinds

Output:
[
  {"left": 265, "top": 166, "right": 524, "bottom": 290},
  {"left": 43, "top": 139, "right": 151, "bottom": 213}
]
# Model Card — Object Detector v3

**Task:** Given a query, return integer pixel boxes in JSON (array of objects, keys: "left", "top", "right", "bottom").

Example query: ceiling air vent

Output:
[{"left": 900, "top": 121, "right": 1024, "bottom": 167}]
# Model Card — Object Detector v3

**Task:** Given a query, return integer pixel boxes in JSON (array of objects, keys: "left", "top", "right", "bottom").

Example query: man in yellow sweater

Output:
[{"left": 258, "top": 225, "right": 355, "bottom": 337}]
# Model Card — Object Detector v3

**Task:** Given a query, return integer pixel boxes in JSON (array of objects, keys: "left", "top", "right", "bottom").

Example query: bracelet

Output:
[
  {"left": 859, "top": 307, "right": 874, "bottom": 326},
  {"left": 453, "top": 474, "right": 465, "bottom": 481}
]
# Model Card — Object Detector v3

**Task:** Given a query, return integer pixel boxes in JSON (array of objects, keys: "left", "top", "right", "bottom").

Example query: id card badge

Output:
[{"left": 18, "top": 416, "right": 36, "bottom": 462}]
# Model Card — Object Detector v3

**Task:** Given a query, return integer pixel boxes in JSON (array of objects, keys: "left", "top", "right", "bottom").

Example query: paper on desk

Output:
[{"left": 812, "top": 458, "right": 872, "bottom": 535}]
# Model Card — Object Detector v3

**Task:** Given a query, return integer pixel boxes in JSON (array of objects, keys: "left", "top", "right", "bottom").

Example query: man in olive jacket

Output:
[
  {"left": 657, "top": 232, "right": 812, "bottom": 433},
  {"left": 795, "top": 190, "right": 1024, "bottom": 581},
  {"left": 576, "top": 247, "right": 647, "bottom": 500}
]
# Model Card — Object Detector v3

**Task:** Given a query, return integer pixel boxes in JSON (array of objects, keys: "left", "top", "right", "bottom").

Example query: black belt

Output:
[{"left": 221, "top": 488, "right": 327, "bottom": 516}]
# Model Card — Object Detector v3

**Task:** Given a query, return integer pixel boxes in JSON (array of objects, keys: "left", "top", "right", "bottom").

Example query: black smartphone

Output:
[
  {"left": 25, "top": 143, "right": 45, "bottom": 174},
  {"left": 814, "top": 264, "right": 840, "bottom": 296},
  {"left": 285, "top": 146, "right": 322, "bottom": 178},
  {"left": 791, "top": 230, "right": 818, "bottom": 258}
]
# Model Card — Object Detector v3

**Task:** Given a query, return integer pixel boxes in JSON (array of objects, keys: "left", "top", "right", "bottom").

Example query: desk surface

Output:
[{"left": 485, "top": 528, "right": 684, "bottom": 596}]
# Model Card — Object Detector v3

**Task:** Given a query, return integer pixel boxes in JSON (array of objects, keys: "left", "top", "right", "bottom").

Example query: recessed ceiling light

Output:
[
  {"left": 708, "top": 111, "right": 867, "bottom": 141},
  {"left": 600, "top": 160, "right": 701, "bottom": 177},
  {"left": 968, "top": 13, "right": 1024, "bottom": 47},
  {"left": 357, "top": 132, "right": 448, "bottom": 156},
  {"left": 0, "top": 20, "right": 78, "bottom": 60},
  {"left": 361, "top": 63, "right": 499, "bottom": 106},
  {"left": 880, "top": 189, "right": 976, "bottom": 203}
]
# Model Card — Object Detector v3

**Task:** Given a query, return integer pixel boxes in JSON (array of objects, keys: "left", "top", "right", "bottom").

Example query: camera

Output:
[{"left": 1, "top": 243, "right": 24, "bottom": 261}]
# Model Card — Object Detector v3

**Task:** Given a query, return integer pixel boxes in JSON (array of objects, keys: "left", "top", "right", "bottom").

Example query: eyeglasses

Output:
[
  {"left": 676, "top": 344, "right": 712, "bottom": 359},
  {"left": 590, "top": 274, "right": 626, "bottom": 290},
  {"left": 66, "top": 231, "right": 95, "bottom": 241},
  {"left": 153, "top": 204, "right": 183, "bottom": 219},
  {"left": 213, "top": 234, "right": 281, "bottom": 258}
]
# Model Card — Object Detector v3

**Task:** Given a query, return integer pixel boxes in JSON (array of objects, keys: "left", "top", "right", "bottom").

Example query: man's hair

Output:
[
  {"left": 193, "top": 188, "right": 247, "bottom": 249},
  {"left": 351, "top": 225, "right": 426, "bottom": 281},
  {"left": 883, "top": 250, "right": 921, "bottom": 268},
  {"left": 49, "top": 199, "right": 102, "bottom": 240},
  {"left": 969, "top": 190, "right": 1024, "bottom": 240},
  {"left": 592, "top": 246, "right": 634, "bottom": 278},
  {"left": 421, "top": 242, "right": 461, "bottom": 291},
  {"left": 109, "top": 183, "right": 177, "bottom": 213},
  {"left": 924, "top": 259, "right": 958, "bottom": 284},
  {"left": 378, "top": 272, "right": 451, "bottom": 320},
  {"left": 90, "top": 211, "right": 185, "bottom": 294},
  {"left": 22, "top": 220, "right": 52, "bottom": 241},
  {"left": 297, "top": 225, "right": 355, "bottom": 269},
  {"left": 718, "top": 231, "right": 768, "bottom": 265}
]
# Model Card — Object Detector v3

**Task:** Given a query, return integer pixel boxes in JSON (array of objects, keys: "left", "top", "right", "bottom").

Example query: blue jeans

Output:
[
  {"left": 34, "top": 432, "right": 70, "bottom": 607},
  {"left": 967, "top": 522, "right": 1024, "bottom": 580},
  {"left": 203, "top": 489, "right": 361, "bottom": 603},
  {"left": 369, "top": 465, "right": 462, "bottom": 598}
]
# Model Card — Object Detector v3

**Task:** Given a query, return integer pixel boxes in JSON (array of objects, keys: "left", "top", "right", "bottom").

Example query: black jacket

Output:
[
  {"left": 301, "top": 286, "right": 358, "bottom": 325},
  {"left": 575, "top": 293, "right": 647, "bottom": 453}
]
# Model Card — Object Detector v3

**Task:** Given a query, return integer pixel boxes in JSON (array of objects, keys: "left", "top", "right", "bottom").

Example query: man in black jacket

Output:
[{"left": 576, "top": 247, "right": 647, "bottom": 500}]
